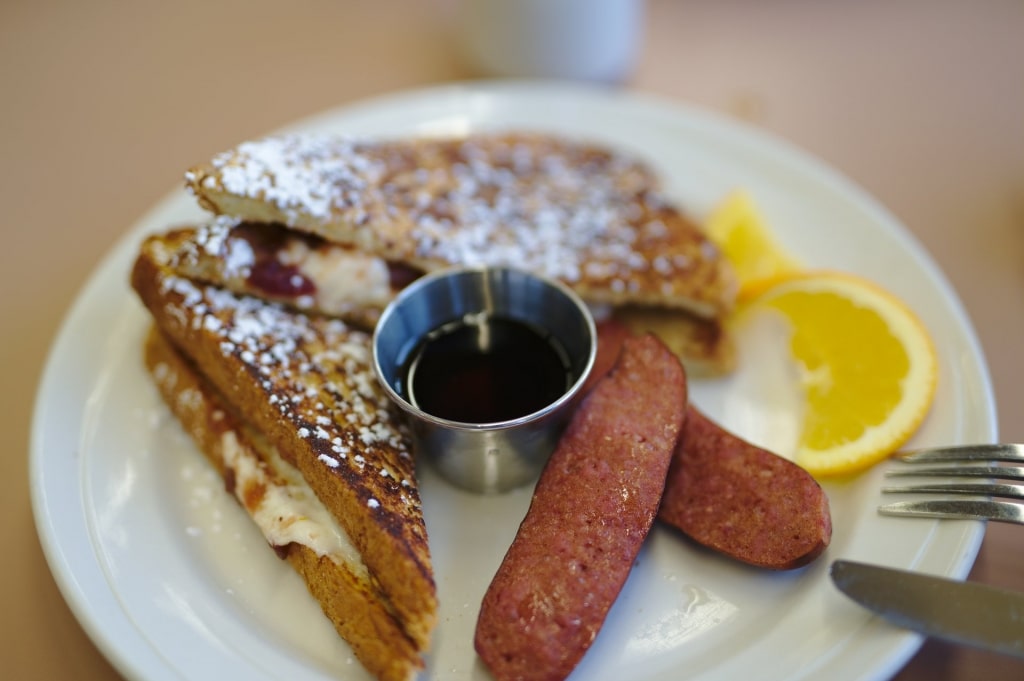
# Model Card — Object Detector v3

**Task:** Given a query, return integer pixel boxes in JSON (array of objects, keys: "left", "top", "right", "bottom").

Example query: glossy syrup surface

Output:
[{"left": 401, "top": 314, "right": 572, "bottom": 424}]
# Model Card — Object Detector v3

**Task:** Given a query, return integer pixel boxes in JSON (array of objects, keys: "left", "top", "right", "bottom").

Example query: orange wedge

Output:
[
  {"left": 704, "top": 190, "right": 801, "bottom": 300},
  {"left": 740, "top": 271, "right": 938, "bottom": 477}
]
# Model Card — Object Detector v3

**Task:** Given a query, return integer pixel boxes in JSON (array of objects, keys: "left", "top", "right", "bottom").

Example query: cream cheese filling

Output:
[
  {"left": 292, "top": 244, "right": 392, "bottom": 311},
  {"left": 221, "top": 430, "right": 367, "bottom": 578}
]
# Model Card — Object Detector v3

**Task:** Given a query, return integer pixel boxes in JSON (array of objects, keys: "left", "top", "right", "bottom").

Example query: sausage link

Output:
[
  {"left": 474, "top": 334, "right": 687, "bottom": 681},
  {"left": 659, "top": 406, "right": 832, "bottom": 570}
]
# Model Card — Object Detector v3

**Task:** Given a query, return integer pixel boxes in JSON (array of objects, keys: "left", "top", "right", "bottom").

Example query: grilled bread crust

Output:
[
  {"left": 131, "top": 233, "right": 437, "bottom": 652},
  {"left": 144, "top": 327, "right": 424, "bottom": 681},
  {"left": 611, "top": 304, "right": 736, "bottom": 377},
  {"left": 184, "top": 132, "right": 737, "bottom": 319}
]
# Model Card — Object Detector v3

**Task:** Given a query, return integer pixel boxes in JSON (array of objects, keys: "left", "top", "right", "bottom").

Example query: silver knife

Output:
[{"left": 830, "top": 560, "right": 1024, "bottom": 658}]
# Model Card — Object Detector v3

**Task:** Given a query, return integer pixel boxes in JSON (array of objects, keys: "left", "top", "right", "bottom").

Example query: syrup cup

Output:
[{"left": 373, "top": 266, "right": 596, "bottom": 494}]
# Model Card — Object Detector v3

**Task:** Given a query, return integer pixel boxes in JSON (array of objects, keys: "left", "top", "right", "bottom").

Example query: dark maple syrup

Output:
[{"left": 400, "top": 314, "right": 573, "bottom": 423}]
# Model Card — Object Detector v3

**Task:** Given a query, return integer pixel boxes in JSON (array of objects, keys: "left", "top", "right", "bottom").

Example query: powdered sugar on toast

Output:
[
  {"left": 157, "top": 271, "right": 417, "bottom": 503},
  {"left": 187, "top": 135, "right": 386, "bottom": 225},
  {"left": 186, "top": 133, "right": 736, "bottom": 318},
  {"left": 142, "top": 326, "right": 429, "bottom": 681}
]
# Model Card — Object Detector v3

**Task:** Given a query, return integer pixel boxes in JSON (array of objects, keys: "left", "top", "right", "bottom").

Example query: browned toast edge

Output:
[{"left": 144, "top": 326, "right": 424, "bottom": 680}]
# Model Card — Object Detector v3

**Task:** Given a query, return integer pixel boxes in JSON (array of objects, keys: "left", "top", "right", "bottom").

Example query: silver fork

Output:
[{"left": 878, "top": 444, "right": 1024, "bottom": 525}]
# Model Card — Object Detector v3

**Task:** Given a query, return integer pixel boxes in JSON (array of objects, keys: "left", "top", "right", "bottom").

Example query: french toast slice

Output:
[
  {"left": 184, "top": 132, "right": 737, "bottom": 320},
  {"left": 153, "top": 218, "right": 421, "bottom": 329},
  {"left": 155, "top": 218, "right": 737, "bottom": 375},
  {"left": 144, "top": 327, "right": 425, "bottom": 681},
  {"left": 131, "top": 233, "right": 437, "bottom": 653}
]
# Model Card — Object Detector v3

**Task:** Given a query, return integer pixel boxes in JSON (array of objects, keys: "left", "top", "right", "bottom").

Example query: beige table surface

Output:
[{"left": 4, "top": 1, "right": 1022, "bottom": 679}]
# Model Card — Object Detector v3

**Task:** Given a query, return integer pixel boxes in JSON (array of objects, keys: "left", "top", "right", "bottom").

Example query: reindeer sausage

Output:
[
  {"left": 659, "top": 406, "right": 832, "bottom": 570},
  {"left": 474, "top": 334, "right": 687, "bottom": 681}
]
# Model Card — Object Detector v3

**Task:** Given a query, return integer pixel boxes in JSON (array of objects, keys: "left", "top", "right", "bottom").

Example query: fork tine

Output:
[
  {"left": 885, "top": 465, "right": 1024, "bottom": 482},
  {"left": 879, "top": 500, "right": 1024, "bottom": 525},
  {"left": 882, "top": 482, "right": 1024, "bottom": 500},
  {"left": 895, "top": 443, "right": 1024, "bottom": 463},
  {"left": 880, "top": 445, "right": 1024, "bottom": 524}
]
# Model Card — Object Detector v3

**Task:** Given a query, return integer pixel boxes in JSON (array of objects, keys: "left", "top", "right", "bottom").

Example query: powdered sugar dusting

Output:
[
  {"left": 157, "top": 273, "right": 417, "bottom": 511},
  {"left": 170, "top": 215, "right": 256, "bottom": 280},
  {"left": 200, "top": 135, "right": 385, "bottom": 225},
  {"left": 401, "top": 137, "right": 651, "bottom": 283},
  {"left": 187, "top": 133, "right": 727, "bottom": 313}
]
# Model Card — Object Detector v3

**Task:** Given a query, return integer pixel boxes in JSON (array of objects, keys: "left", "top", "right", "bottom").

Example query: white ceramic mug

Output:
[{"left": 456, "top": 0, "right": 645, "bottom": 83}]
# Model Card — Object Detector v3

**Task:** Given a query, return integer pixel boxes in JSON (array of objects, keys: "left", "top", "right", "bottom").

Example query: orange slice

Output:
[
  {"left": 740, "top": 271, "right": 938, "bottom": 477},
  {"left": 705, "top": 190, "right": 801, "bottom": 300}
]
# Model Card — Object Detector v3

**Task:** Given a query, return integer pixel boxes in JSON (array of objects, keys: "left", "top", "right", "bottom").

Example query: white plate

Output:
[{"left": 31, "top": 81, "right": 997, "bottom": 681}]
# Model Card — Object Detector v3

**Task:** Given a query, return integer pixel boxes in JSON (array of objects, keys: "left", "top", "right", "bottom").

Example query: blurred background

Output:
[{"left": 2, "top": 1, "right": 1022, "bottom": 679}]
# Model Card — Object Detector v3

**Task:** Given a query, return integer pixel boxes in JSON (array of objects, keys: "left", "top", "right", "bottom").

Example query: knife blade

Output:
[{"left": 830, "top": 560, "right": 1024, "bottom": 658}]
